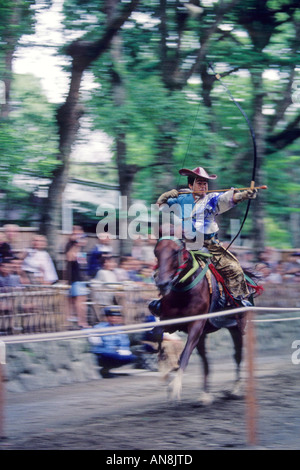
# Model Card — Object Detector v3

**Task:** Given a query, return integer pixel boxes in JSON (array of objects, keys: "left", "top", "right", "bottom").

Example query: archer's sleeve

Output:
[
  {"left": 216, "top": 189, "right": 236, "bottom": 214},
  {"left": 165, "top": 197, "right": 179, "bottom": 207}
]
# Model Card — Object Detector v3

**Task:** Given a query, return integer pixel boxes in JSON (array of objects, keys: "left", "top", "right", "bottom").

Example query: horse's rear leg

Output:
[
  {"left": 196, "top": 334, "right": 214, "bottom": 405},
  {"left": 228, "top": 325, "right": 243, "bottom": 397}
]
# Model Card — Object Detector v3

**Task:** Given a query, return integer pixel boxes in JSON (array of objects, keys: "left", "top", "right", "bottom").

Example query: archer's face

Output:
[{"left": 189, "top": 177, "right": 208, "bottom": 199}]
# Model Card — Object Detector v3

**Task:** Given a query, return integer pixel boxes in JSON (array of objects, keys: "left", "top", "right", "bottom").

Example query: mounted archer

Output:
[{"left": 154, "top": 165, "right": 257, "bottom": 310}]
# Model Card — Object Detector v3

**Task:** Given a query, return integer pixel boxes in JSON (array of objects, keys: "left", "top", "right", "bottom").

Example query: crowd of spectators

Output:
[
  {"left": 0, "top": 225, "right": 59, "bottom": 289},
  {"left": 235, "top": 246, "right": 300, "bottom": 285},
  {"left": 0, "top": 223, "right": 299, "bottom": 344},
  {"left": 0, "top": 224, "right": 299, "bottom": 292}
]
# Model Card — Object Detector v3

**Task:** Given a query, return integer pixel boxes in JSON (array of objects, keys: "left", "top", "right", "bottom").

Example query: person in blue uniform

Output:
[{"left": 89, "top": 306, "right": 137, "bottom": 378}]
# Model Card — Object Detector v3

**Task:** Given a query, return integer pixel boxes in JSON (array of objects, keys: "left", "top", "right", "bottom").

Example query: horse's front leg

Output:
[
  {"left": 228, "top": 325, "right": 244, "bottom": 398},
  {"left": 168, "top": 320, "right": 206, "bottom": 401},
  {"left": 196, "top": 334, "right": 214, "bottom": 406}
]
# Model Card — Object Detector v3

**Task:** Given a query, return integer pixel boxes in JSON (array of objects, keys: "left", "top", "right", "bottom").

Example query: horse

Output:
[{"left": 152, "top": 235, "right": 251, "bottom": 403}]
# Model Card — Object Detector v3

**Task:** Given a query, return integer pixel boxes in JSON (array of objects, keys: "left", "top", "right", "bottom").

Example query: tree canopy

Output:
[{"left": 0, "top": 0, "right": 300, "bottom": 255}]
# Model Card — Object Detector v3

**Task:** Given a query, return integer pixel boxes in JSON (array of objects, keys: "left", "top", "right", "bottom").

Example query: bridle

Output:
[
  {"left": 154, "top": 236, "right": 209, "bottom": 293},
  {"left": 154, "top": 236, "right": 190, "bottom": 286}
]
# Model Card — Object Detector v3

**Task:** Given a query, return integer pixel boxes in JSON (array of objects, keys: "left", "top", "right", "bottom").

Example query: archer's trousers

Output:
[{"left": 203, "top": 238, "right": 250, "bottom": 299}]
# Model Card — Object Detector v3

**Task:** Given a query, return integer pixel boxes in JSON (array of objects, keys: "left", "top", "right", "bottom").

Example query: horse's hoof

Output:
[
  {"left": 167, "top": 373, "right": 182, "bottom": 402},
  {"left": 231, "top": 380, "right": 243, "bottom": 398},
  {"left": 198, "top": 391, "right": 214, "bottom": 406},
  {"left": 167, "top": 383, "right": 182, "bottom": 402},
  {"left": 223, "top": 381, "right": 243, "bottom": 400}
]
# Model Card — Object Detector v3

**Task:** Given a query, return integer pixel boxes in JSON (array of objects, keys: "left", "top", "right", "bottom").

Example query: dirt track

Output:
[{"left": 0, "top": 352, "right": 299, "bottom": 451}]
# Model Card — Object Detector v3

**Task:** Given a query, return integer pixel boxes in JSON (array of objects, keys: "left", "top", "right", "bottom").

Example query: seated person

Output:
[{"left": 89, "top": 306, "right": 136, "bottom": 378}]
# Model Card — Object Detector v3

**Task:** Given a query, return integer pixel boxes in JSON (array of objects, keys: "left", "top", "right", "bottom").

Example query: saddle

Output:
[
  {"left": 185, "top": 250, "right": 263, "bottom": 331},
  {"left": 149, "top": 246, "right": 263, "bottom": 332}
]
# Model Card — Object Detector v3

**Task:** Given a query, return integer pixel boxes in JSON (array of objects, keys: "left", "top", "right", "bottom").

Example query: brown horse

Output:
[{"left": 152, "top": 235, "right": 247, "bottom": 403}]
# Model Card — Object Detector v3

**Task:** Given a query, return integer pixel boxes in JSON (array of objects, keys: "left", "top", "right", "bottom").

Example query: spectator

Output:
[
  {"left": 92, "top": 256, "right": 118, "bottom": 283},
  {"left": 0, "top": 259, "right": 14, "bottom": 289},
  {"left": 0, "top": 224, "right": 21, "bottom": 261},
  {"left": 258, "top": 247, "right": 280, "bottom": 269},
  {"left": 282, "top": 253, "right": 300, "bottom": 282},
  {"left": 139, "top": 265, "right": 155, "bottom": 284},
  {"left": 87, "top": 232, "right": 113, "bottom": 277},
  {"left": 22, "top": 235, "right": 58, "bottom": 285},
  {"left": 66, "top": 239, "right": 90, "bottom": 329},
  {"left": 10, "top": 257, "right": 30, "bottom": 285},
  {"left": 3, "top": 224, "right": 21, "bottom": 254},
  {"left": 90, "top": 256, "right": 120, "bottom": 310},
  {"left": 131, "top": 239, "right": 143, "bottom": 260},
  {"left": 255, "top": 263, "right": 271, "bottom": 282},
  {"left": 89, "top": 306, "right": 137, "bottom": 378},
  {"left": 64, "top": 225, "right": 85, "bottom": 253},
  {"left": 115, "top": 257, "right": 131, "bottom": 282},
  {"left": 265, "top": 261, "right": 284, "bottom": 284},
  {"left": 239, "top": 250, "right": 254, "bottom": 271},
  {"left": 126, "top": 256, "right": 143, "bottom": 282}
]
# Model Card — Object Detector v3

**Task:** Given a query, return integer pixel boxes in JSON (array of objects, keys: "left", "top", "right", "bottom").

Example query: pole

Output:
[
  {"left": 0, "top": 341, "right": 5, "bottom": 439},
  {"left": 245, "top": 311, "right": 257, "bottom": 446}
]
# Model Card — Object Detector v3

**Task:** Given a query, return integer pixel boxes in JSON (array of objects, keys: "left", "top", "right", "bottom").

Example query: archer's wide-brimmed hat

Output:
[{"left": 179, "top": 166, "right": 217, "bottom": 180}]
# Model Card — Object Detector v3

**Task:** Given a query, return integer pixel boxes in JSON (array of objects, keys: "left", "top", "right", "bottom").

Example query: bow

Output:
[{"left": 209, "top": 64, "right": 257, "bottom": 250}]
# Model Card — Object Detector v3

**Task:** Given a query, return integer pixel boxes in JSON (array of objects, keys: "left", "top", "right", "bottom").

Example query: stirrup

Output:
[
  {"left": 233, "top": 296, "right": 253, "bottom": 308},
  {"left": 240, "top": 299, "right": 253, "bottom": 308}
]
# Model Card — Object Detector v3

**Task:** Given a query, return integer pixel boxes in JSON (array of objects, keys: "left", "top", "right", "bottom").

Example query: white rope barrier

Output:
[
  {"left": 252, "top": 316, "right": 300, "bottom": 323},
  {"left": 1, "top": 305, "right": 300, "bottom": 345}
]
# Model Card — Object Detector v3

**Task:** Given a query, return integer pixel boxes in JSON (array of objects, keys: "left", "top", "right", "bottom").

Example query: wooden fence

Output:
[
  {"left": 0, "top": 282, "right": 158, "bottom": 336},
  {"left": 0, "top": 285, "right": 69, "bottom": 335},
  {"left": 0, "top": 281, "right": 299, "bottom": 337}
]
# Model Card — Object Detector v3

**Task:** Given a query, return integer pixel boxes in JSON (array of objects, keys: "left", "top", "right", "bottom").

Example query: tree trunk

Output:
[
  {"left": 41, "top": 0, "right": 139, "bottom": 260},
  {"left": 42, "top": 66, "right": 84, "bottom": 256}
]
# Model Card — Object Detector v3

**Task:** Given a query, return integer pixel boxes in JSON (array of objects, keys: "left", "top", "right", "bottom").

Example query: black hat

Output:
[{"left": 104, "top": 306, "right": 123, "bottom": 316}]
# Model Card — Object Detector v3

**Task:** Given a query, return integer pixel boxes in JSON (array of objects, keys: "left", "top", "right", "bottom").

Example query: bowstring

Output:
[{"left": 208, "top": 63, "right": 257, "bottom": 251}]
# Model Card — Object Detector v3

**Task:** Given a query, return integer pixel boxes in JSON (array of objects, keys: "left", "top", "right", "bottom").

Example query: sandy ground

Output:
[{"left": 0, "top": 351, "right": 299, "bottom": 451}]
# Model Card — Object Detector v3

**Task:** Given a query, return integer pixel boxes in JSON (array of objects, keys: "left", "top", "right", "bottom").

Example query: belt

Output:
[{"left": 204, "top": 232, "right": 217, "bottom": 240}]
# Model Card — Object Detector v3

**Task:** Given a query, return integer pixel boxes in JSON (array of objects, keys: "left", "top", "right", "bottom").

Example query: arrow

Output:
[{"left": 178, "top": 185, "right": 268, "bottom": 195}]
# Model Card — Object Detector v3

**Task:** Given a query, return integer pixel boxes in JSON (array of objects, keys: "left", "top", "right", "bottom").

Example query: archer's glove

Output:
[
  {"left": 234, "top": 188, "right": 257, "bottom": 202},
  {"left": 157, "top": 189, "right": 179, "bottom": 205}
]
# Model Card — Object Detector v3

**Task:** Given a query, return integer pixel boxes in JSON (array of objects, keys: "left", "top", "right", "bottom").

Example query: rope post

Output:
[
  {"left": 245, "top": 310, "right": 257, "bottom": 446},
  {"left": 0, "top": 341, "right": 5, "bottom": 439}
]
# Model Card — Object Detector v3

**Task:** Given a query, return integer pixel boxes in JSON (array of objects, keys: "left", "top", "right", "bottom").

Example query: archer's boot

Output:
[{"left": 233, "top": 295, "right": 253, "bottom": 308}]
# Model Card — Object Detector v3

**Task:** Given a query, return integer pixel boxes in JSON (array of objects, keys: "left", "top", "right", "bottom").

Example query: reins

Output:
[{"left": 155, "top": 236, "right": 210, "bottom": 292}]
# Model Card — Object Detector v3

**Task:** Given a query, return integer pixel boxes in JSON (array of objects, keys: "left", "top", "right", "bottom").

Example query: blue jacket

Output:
[
  {"left": 166, "top": 191, "right": 235, "bottom": 237},
  {"left": 89, "top": 322, "right": 131, "bottom": 355}
]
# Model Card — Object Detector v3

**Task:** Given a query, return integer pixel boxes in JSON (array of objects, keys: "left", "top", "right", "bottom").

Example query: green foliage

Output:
[
  {"left": 0, "top": 73, "right": 59, "bottom": 222},
  {"left": 265, "top": 217, "right": 292, "bottom": 248},
  {"left": 0, "top": 0, "right": 300, "bottom": 248}
]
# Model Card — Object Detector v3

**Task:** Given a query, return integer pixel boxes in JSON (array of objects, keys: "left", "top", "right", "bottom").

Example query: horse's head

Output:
[{"left": 154, "top": 237, "right": 188, "bottom": 296}]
